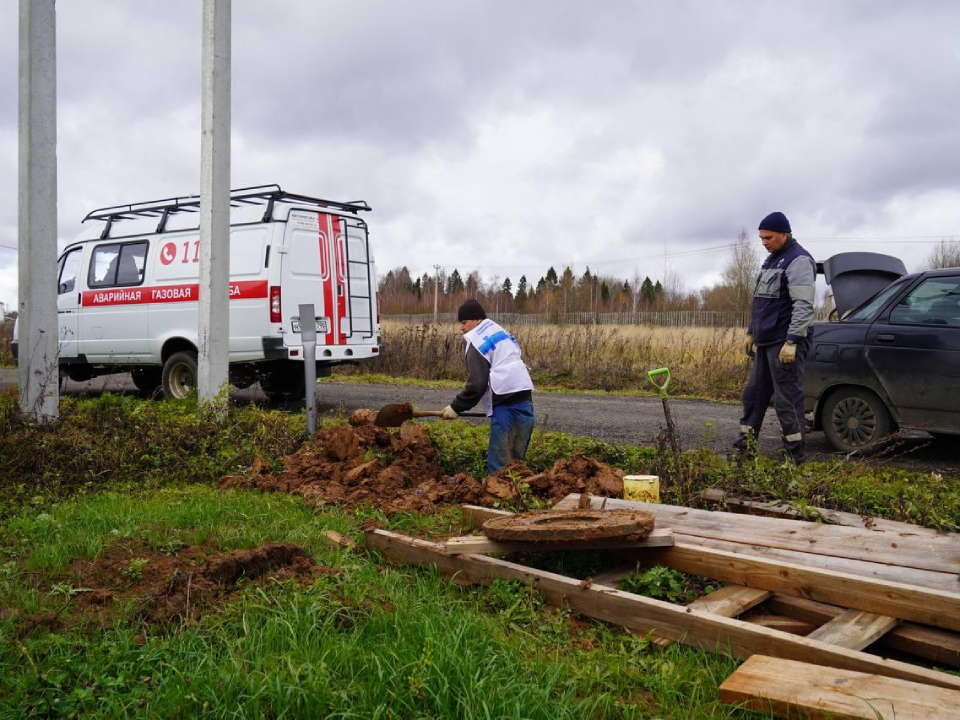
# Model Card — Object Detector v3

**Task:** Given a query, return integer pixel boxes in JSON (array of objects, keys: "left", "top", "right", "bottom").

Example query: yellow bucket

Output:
[{"left": 623, "top": 475, "right": 660, "bottom": 503}]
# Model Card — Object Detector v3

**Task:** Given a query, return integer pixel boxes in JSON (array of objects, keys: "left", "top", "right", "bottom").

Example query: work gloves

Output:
[
  {"left": 779, "top": 341, "right": 797, "bottom": 365},
  {"left": 744, "top": 333, "right": 756, "bottom": 358},
  {"left": 441, "top": 405, "right": 459, "bottom": 420}
]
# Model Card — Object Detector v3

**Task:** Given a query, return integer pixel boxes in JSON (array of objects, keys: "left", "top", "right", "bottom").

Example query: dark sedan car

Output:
[{"left": 805, "top": 268, "right": 960, "bottom": 452}]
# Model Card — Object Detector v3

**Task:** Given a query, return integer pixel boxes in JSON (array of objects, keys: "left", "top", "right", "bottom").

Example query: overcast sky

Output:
[{"left": 2, "top": 0, "right": 959, "bottom": 309}]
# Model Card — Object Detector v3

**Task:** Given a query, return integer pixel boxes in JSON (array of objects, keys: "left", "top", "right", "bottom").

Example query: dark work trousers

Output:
[
  {"left": 736, "top": 340, "right": 810, "bottom": 460},
  {"left": 488, "top": 400, "right": 536, "bottom": 473}
]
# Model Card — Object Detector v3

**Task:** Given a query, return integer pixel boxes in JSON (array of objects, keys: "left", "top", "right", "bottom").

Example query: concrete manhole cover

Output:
[{"left": 482, "top": 510, "right": 655, "bottom": 543}]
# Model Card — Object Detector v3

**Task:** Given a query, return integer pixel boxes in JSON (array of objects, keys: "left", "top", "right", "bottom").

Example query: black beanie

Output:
[
  {"left": 759, "top": 211, "right": 791, "bottom": 234},
  {"left": 457, "top": 299, "right": 487, "bottom": 322}
]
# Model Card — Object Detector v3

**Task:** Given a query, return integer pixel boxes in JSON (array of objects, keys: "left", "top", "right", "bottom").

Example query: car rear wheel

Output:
[
  {"left": 162, "top": 351, "right": 198, "bottom": 400},
  {"left": 821, "top": 387, "right": 893, "bottom": 453}
]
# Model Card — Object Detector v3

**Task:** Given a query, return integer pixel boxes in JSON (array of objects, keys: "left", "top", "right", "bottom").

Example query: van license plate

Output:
[{"left": 292, "top": 318, "right": 329, "bottom": 334}]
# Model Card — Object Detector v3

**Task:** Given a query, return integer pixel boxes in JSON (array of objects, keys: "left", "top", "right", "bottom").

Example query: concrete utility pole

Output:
[
  {"left": 197, "top": 0, "right": 231, "bottom": 407},
  {"left": 18, "top": 0, "right": 59, "bottom": 423},
  {"left": 433, "top": 264, "right": 440, "bottom": 324}
]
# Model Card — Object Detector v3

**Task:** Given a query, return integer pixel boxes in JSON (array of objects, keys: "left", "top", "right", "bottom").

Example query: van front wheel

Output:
[{"left": 162, "top": 351, "right": 198, "bottom": 400}]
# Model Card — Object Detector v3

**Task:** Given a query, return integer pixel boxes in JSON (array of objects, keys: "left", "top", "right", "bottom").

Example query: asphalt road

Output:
[{"left": 3, "top": 369, "right": 958, "bottom": 473}]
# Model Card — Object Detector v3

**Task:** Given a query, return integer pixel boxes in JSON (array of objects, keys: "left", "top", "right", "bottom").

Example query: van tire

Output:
[
  {"left": 162, "top": 351, "right": 198, "bottom": 400},
  {"left": 260, "top": 370, "right": 306, "bottom": 404},
  {"left": 821, "top": 387, "right": 893, "bottom": 454},
  {"left": 131, "top": 368, "right": 163, "bottom": 395}
]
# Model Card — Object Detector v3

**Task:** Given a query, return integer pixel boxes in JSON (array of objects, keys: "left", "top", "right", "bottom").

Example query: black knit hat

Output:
[
  {"left": 457, "top": 299, "right": 487, "bottom": 322},
  {"left": 759, "top": 211, "right": 791, "bottom": 234}
]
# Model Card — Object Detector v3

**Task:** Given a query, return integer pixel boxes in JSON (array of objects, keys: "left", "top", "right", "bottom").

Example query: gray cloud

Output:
[{"left": 1, "top": 0, "right": 960, "bottom": 308}]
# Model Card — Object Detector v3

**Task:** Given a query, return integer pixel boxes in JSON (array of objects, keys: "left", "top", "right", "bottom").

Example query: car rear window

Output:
[{"left": 843, "top": 279, "right": 908, "bottom": 322}]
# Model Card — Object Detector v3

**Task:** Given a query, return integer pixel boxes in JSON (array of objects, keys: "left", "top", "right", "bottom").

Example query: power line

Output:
[{"left": 430, "top": 234, "right": 960, "bottom": 274}]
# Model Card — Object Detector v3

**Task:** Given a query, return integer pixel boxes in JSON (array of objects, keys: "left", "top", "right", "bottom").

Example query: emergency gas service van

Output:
[{"left": 16, "top": 185, "right": 381, "bottom": 400}]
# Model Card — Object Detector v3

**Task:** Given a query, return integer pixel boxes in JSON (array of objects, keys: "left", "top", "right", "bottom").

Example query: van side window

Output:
[
  {"left": 58, "top": 248, "right": 82, "bottom": 295},
  {"left": 88, "top": 241, "right": 148, "bottom": 288}
]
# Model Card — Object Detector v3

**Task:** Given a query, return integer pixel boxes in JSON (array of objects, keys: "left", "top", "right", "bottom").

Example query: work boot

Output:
[
  {"left": 732, "top": 430, "right": 757, "bottom": 460},
  {"left": 780, "top": 447, "right": 805, "bottom": 465}
]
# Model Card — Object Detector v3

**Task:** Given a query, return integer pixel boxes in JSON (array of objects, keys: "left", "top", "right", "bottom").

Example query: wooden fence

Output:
[{"left": 384, "top": 310, "right": 752, "bottom": 328}]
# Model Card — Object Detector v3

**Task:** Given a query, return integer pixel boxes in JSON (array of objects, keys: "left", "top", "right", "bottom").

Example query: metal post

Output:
[
  {"left": 197, "top": 0, "right": 231, "bottom": 408},
  {"left": 433, "top": 264, "right": 440, "bottom": 324},
  {"left": 298, "top": 303, "right": 318, "bottom": 436},
  {"left": 18, "top": 0, "right": 58, "bottom": 423}
]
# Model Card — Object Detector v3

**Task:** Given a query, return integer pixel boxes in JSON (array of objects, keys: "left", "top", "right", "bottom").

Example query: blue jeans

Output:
[{"left": 487, "top": 401, "right": 536, "bottom": 473}]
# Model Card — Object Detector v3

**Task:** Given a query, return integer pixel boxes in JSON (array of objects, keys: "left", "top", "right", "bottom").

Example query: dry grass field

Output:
[
  {"left": 354, "top": 321, "right": 749, "bottom": 400},
  {"left": 0, "top": 321, "right": 13, "bottom": 367}
]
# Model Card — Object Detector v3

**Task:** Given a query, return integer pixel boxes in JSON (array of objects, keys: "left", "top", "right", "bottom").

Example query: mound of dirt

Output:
[
  {"left": 35, "top": 541, "right": 331, "bottom": 631},
  {"left": 221, "top": 413, "right": 627, "bottom": 515}
]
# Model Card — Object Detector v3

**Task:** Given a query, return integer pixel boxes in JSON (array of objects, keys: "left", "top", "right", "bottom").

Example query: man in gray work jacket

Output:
[
  {"left": 734, "top": 211, "right": 816, "bottom": 463},
  {"left": 441, "top": 299, "right": 536, "bottom": 473}
]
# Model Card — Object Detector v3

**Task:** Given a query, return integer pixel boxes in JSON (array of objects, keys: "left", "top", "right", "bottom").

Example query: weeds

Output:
[{"left": 345, "top": 322, "right": 749, "bottom": 399}]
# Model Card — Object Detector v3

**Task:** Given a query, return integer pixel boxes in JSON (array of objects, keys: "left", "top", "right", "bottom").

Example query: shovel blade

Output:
[{"left": 374, "top": 402, "right": 415, "bottom": 427}]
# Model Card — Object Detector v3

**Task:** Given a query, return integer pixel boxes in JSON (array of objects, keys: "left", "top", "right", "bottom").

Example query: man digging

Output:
[
  {"left": 442, "top": 299, "right": 536, "bottom": 473},
  {"left": 735, "top": 211, "right": 816, "bottom": 464}
]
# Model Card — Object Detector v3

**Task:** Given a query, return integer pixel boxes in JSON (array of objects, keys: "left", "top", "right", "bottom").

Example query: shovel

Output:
[
  {"left": 374, "top": 402, "right": 486, "bottom": 428},
  {"left": 647, "top": 367, "right": 683, "bottom": 481}
]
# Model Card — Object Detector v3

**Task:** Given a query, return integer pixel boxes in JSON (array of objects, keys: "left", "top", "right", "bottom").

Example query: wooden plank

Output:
[
  {"left": 701, "top": 488, "right": 952, "bottom": 539},
  {"left": 321, "top": 530, "right": 358, "bottom": 550},
  {"left": 720, "top": 654, "right": 960, "bottom": 719},
  {"left": 460, "top": 505, "right": 513, "bottom": 529},
  {"left": 557, "top": 494, "right": 960, "bottom": 576},
  {"left": 467, "top": 504, "right": 960, "bottom": 593},
  {"left": 741, "top": 613, "right": 816, "bottom": 635},
  {"left": 365, "top": 529, "right": 960, "bottom": 691},
  {"left": 767, "top": 595, "right": 960, "bottom": 669},
  {"left": 676, "top": 533, "right": 959, "bottom": 593},
  {"left": 687, "top": 586, "right": 771, "bottom": 618},
  {"left": 442, "top": 529, "right": 674, "bottom": 555},
  {"left": 590, "top": 565, "right": 635, "bottom": 588},
  {"left": 806, "top": 610, "right": 899, "bottom": 650},
  {"left": 639, "top": 542, "right": 960, "bottom": 633}
]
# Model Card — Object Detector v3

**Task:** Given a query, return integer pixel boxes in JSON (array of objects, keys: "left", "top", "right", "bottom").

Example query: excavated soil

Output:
[
  {"left": 20, "top": 541, "right": 333, "bottom": 632},
  {"left": 220, "top": 410, "right": 626, "bottom": 515}
]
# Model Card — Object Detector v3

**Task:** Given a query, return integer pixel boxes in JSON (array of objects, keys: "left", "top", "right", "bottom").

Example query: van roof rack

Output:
[{"left": 82, "top": 184, "right": 371, "bottom": 237}]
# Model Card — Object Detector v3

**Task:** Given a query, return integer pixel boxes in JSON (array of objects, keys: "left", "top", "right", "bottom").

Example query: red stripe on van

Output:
[
  {"left": 320, "top": 213, "right": 335, "bottom": 345},
  {"left": 81, "top": 280, "right": 267, "bottom": 307},
  {"left": 333, "top": 215, "right": 347, "bottom": 344}
]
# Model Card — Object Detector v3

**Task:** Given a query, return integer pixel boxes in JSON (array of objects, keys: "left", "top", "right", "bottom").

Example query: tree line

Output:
[
  {"left": 378, "top": 234, "right": 960, "bottom": 317},
  {"left": 379, "top": 230, "right": 763, "bottom": 316}
]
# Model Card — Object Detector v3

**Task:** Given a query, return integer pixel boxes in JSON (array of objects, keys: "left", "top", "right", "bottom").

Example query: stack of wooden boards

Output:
[{"left": 365, "top": 492, "right": 960, "bottom": 719}]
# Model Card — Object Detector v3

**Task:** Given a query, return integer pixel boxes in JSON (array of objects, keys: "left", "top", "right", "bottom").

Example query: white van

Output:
[{"left": 16, "top": 185, "right": 381, "bottom": 400}]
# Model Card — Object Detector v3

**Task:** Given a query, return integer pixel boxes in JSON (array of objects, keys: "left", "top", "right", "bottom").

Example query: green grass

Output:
[
  {"left": 0, "top": 486, "right": 753, "bottom": 718},
  {"left": 2, "top": 394, "right": 959, "bottom": 716}
]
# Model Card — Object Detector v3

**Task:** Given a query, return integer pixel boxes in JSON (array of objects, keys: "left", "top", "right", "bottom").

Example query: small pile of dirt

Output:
[
  {"left": 221, "top": 416, "right": 491, "bottom": 514},
  {"left": 221, "top": 413, "right": 626, "bottom": 515},
  {"left": 485, "top": 454, "right": 625, "bottom": 505},
  {"left": 32, "top": 540, "right": 331, "bottom": 631}
]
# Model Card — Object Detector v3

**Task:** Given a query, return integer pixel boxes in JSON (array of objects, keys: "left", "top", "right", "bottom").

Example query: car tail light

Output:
[
  {"left": 269, "top": 286, "right": 281, "bottom": 323},
  {"left": 376, "top": 292, "right": 381, "bottom": 325}
]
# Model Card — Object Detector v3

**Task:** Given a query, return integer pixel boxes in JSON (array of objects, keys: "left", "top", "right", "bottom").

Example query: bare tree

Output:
[
  {"left": 721, "top": 228, "right": 761, "bottom": 313},
  {"left": 925, "top": 237, "right": 960, "bottom": 269}
]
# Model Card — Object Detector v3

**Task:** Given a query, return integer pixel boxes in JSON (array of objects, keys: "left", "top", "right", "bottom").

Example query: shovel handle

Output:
[
  {"left": 413, "top": 410, "right": 487, "bottom": 419},
  {"left": 647, "top": 367, "right": 671, "bottom": 398}
]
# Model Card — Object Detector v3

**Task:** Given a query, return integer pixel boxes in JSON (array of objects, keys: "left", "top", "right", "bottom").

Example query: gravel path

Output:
[{"left": 3, "top": 369, "right": 957, "bottom": 473}]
